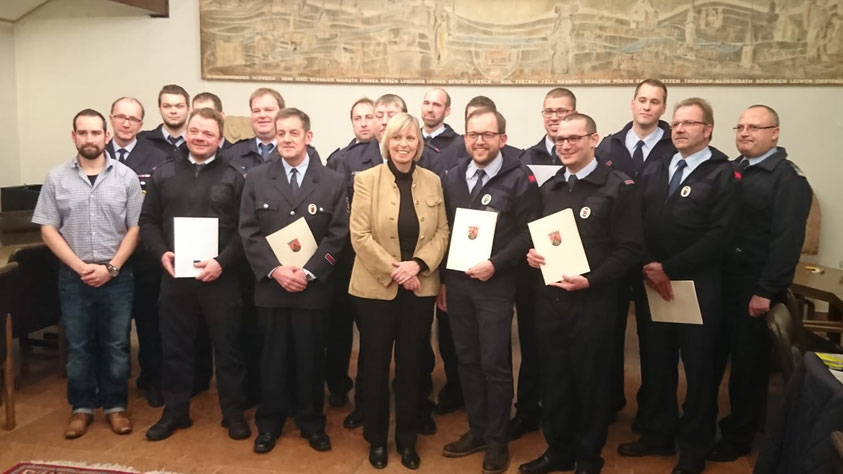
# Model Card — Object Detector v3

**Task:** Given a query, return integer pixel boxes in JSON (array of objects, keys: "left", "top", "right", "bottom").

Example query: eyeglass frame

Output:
[
  {"left": 465, "top": 131, "right": 503, "bottom": 141},
  {"left": 541, "top": 108, "right": 573, "bottom": 118},
  {"left": 554, "top": 132, "right": 596, "bottom": 146},
  {"left": 110, "top": 114, "right": 143, "bottom": 125},
  {"left": 732, "top": 124, "right": 777, "bottom": 133},
  {"left": 670, "top": 120, "right": 708, "bottom": 129}
]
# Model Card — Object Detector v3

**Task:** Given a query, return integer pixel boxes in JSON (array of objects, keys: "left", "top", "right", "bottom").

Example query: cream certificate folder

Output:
[
  {"left": 446, "top": 208, "right": 498, "bottom": 272},
  {"left": 527, "top": 165, "right": 563, "bottom": 187},
  {"left": 174, "top": 217, "right": 218, "bottom": 278},
  {"left": 265, "top": 217, "right": 318, "bottom": 268},
  {"left": 645, "top": 280, "right": 703, "bottom": 325},
  {"left": 528, "top": 208, "right": 590, "bottom": 285}
]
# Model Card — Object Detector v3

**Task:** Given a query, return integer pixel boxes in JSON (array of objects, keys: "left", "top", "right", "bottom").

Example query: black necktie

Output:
[
  {"left": 632, "top": 140, "right": 645, "bottom": 175},
  {"left": 117, "top": 148, "right": 127, "bottom": 162},
  {"left": 470, "top": 169, "right": 486, "bottom": 203},
  {"left": 259, "top": 143, "right": 274, "bottom": 160},
  {"left": 550, "top": 147, "right": 560, "bottom": 165},
  {"left": 424, "top": 135, "right": 433, "bottom": 144},
  {"left": 193, "top": 163, "right": 205, "bottom": 178},
  {"left": 738, "top": 159, "right": 749, "bottom": 171},
  {"left": 168, "top": 135, "right": 180, "bottom": 146},
  {"left": 289, "top": 168, "right": 300, "bottom": 196},
  {"left": 668, "top": 159, "right": 688, "bottom": 196},
  {"left": 567, "top": 173, "right": 578, "bottom": 191}
]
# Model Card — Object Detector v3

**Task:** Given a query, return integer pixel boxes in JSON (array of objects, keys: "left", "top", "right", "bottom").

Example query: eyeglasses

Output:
[
  {"left": 670, "top": 120, "right": 707, "bottom": 129},
  {"left": 732, "top": 124, "right": 777, "bottom": 133},
  {"left": 465, "top": 132, "right": 502, "bottom": 141},
  {"left": 111, "top": 114, "right": 142, "bottom": 125},
  {"left": 555, "top": 133, "right": 595, "bottom": 145},
  {"left": 541, "top": 108, "right": 572, "bottom": 118}
]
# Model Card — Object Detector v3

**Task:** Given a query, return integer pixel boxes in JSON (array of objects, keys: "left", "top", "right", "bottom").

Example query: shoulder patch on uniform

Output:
[
  {"left": 734, "top": 171, "right": 742, "bottom": 180},
  {"left": 606, "top": 160, "right": 613, "bottom": 167},
  {"left": 527, "top": 174, "right": 537, "bottom": 183},
  {"left": 624, "top": 179, "right": 635, "bottom": 185},
  {"left": 788, "top": 161, "right": 806, "bottom": 178}
]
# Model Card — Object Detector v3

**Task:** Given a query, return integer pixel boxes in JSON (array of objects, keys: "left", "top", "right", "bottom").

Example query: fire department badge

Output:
[
  {"left": 549, "top": 231, "right": 562, "bottom": 246},
  {"left": 467, "top": 226, "right": 479, "bottom": 240},
  {"left": 288, "top": 239, "right": 301, "bottom": 252},
  {"left": 481, "top": 194, "right": 492, "bottom": 206},
  {"left": 680, "top": 186, "right": 691, "bottom": 198},
  {"left": 580, "top": 207, "right": 591, "bottom": 219},
  {"left": 308, "top": 203, "right": 317, "bottom": 215}
]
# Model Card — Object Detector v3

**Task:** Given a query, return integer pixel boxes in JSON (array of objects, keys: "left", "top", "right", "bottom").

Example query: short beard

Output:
[
  {"left": 164, "top": 117, "right": 186, "bottom": 130},
  {"left": 78, "top": 145, "right": 103, "bottom": 160}
]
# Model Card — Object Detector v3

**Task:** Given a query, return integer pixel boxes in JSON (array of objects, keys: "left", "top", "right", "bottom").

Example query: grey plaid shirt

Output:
[{"left": 32, "top": 157, "right": 143, "bottom": 263}]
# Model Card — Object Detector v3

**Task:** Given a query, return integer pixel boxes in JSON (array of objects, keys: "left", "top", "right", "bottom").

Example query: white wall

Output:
[
  {"left": 0, "top": 22, "right": 20, "bottom": 189},
  {"left": 11, "top": 0, "right": 843, "bottom": 267}
]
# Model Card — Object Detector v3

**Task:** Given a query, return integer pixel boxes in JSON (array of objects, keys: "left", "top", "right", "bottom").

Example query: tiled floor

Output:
[{"left": 0, "top": 315, "right": 757, "bottom": 473}]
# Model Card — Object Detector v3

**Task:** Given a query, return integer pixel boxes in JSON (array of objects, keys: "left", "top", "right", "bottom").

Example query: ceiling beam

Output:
[{"left": 106, "top": 0, "right": 168, "bottom": 17}]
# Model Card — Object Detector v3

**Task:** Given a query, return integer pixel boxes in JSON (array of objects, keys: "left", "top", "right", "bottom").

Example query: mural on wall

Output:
[{"left": 200, "top": 0, "right": 843, "bottom": 85}]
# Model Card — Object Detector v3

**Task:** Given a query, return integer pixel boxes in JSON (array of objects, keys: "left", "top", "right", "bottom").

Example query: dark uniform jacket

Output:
[
  {"left": 723, "top": 147, "right": 812, "bottom": 299},
  {"left": 595, "top": 120, "right": 676, "bottom": 179},
  {"left": 425, "top": 124, "right": 465, "bottom": 176},
  {"left": 325, "top": 138, "right": 358, "bottom": 171},
  {"left": 540, "top": 163, "right": 645, "bottom": 289},
  {"left": 138, "top": 149, "right": 245, "bottom": 271},
  {"left": 139, "top": 124, "right": 185, "bottom": 157},
  {"left": 520, "top": 136, "right": 561, "bottom": 166},
  {"left": 223, "top": 137, "right": 322, "bottom": 177},
  {"left": 442, "top": 147, "right": 540, "bottom": 281},
  {"left": 106, "top": 139, "right": 169, "bottom": 193},
  {"left": 639, "top": 146, "right": 741, "bottom": 279},
  {"left": 239, "top": 158, "right": 349, "bottom": 309}
]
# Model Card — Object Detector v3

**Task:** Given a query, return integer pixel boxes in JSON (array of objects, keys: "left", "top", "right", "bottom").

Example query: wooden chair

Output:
[{"left": 0, "top": 262, "right": 19, "bottom": 430}]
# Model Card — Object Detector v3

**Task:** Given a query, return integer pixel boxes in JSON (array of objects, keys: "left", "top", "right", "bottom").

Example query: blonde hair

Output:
[{"left": 380, "top": 113, "right": 424, "bottom": 162}]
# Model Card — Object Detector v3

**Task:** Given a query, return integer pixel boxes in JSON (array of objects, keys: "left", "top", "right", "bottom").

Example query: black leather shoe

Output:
[
  {"left": 482, "top": 445, "right": 509, "bottom": 474},
  {"left": 617, "top": 437, "right": 675, "bottom": 457},
  {"left": 433, "top": 395, "right": 464, "bottom": 415},
  {"left": 398, "top": 446, "right": 420, "bottom": 470},
  {"left": 221, "top": 416, "right": 251, "bottom": 440},
  {"left": 343, "top": 409, "right": 363, "bottom": 429},
  {"left": 369, "top": 445, "right": 388, "bottom": 469},
  {"left": 443, "top": 432, "right": 486, "bottom": 457},
  {"left": 191, "top": 382, "right": 210, "bottom": 397},
  {"left": 707, "top": 440, "right": 750, "bottom": 462},
  {"left": 419, "top": 412, "right": 437, "bottom": 435},
  {"left": 302, "top": 431, "right": 332, "bottom": 451},
  {"left": 518, "top": 454, "right": 575, "bottom": 474},
  {"left": 509, "top": 414, "right": 541, "bottom": 440},
  {"left": 146, "top": 417, "right": 192, "bottom": 441},
  {"left": 328, "top": 391, "right": 349, "bottom": 407},
  {"left": 253, "top": 432, "right": 277, "bottom": 454},
  {"left": 144, "top": 382, "right": 164, "bottom": 408}
]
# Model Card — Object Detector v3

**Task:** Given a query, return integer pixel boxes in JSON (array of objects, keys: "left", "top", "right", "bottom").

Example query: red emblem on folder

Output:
[
  {"left": 467, "top": 226, "right": 479, "bottom": 240},
  {"left": 288, "top": 239, "right": 301, "bottom": 252},
  {"left": 549, "top": 231, "right": 562, "bottom": 246}
]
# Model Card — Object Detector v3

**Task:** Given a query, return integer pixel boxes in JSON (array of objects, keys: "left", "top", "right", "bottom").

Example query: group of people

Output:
[{"left": 31, "top": 79, "right": 813, "bottom": 474}]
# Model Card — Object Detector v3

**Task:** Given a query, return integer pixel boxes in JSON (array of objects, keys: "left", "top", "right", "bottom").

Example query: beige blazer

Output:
[{"left": 348, "top": 164, "right": 450, "bottom": 300}]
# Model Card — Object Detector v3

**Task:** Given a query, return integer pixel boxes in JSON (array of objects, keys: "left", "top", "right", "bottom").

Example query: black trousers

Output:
[
  {"left": 325, "top": 254, "right": 355, "bottom": 396},
  {"left": 237, "top": 264, "right": 262, "bottom": 405},
  {"left": 158, "top": 273, "right": 245, "bottom": 421},
  {"left": 536, "top": 287, "right": 615, "bottom": 472},
  {"left": 712, "top": 273, "right": 771, "bottom": 446},
  {"left": 640, "top": 274, "right": 722, "bottom": 471},
  {"left": 447, "top": 274, "right": 515, "bottom": 446},
  {"left": 130, "top": 251, "right": 162, "bottom": 385},
  {"left": 255, "top": 307, "right": 327, "bottom": 436},
  {"left": 612, "top": 272, "right": 651, "bottom": 417},
  {"left": 513, "top": 264, "right": 541, "bottom": 419},
  {"left": 356, "top": 290, "right": 434, "bottom": 448}
]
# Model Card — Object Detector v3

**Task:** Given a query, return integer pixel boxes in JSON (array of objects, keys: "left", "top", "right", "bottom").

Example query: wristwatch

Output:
[{"left": 105, "top": 263, "right": 120, "bottom": 278}]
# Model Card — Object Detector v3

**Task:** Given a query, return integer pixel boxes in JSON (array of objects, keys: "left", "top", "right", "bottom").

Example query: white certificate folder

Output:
[
  {"left": 645, "top": 280, "right": 703, "bottom": 325},
  {"left": 265, "top": 217, "right": 318, "bottom": 268},
  {"left": 173, "top": 217, "right": 218, "bottom": 278},
  {"left": 528, "top": 208, "right": 590, "bottom": 285},
  {"left": 446, "top": 208, "right": 498, "bottom": 272}
]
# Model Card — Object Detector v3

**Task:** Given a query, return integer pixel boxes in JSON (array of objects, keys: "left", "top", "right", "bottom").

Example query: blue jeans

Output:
[{"left": 59, "top": 264, "right": 133, "bottom": 414}]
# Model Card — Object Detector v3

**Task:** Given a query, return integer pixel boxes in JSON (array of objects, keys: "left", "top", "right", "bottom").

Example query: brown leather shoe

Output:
[
  {"left": 65, "top": 413, "right": 93, "bottom": 439},
  {"left": 106, "top": 411, "right": 133, "bottom": 435}
]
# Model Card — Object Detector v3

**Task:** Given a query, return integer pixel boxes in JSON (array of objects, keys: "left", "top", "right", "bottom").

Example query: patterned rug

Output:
[{"left": 3, "top": 461, "right": 161, "bottom": 474}]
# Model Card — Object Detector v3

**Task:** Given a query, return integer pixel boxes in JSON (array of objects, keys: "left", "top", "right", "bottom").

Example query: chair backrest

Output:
[
  {"left": 766, "top": 302, "right": 800, "bottom": 384},
  {"left": 7, "top": 244, "right": 61, "bottom": 337},
  {"left": 0, "top": 262, "right": 20, "bottom": 366}
]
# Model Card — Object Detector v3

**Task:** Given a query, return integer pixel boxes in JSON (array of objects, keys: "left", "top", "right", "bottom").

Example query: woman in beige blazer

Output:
[{"left": 348, "top": 113, "right": 449, "bottom": 470}]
